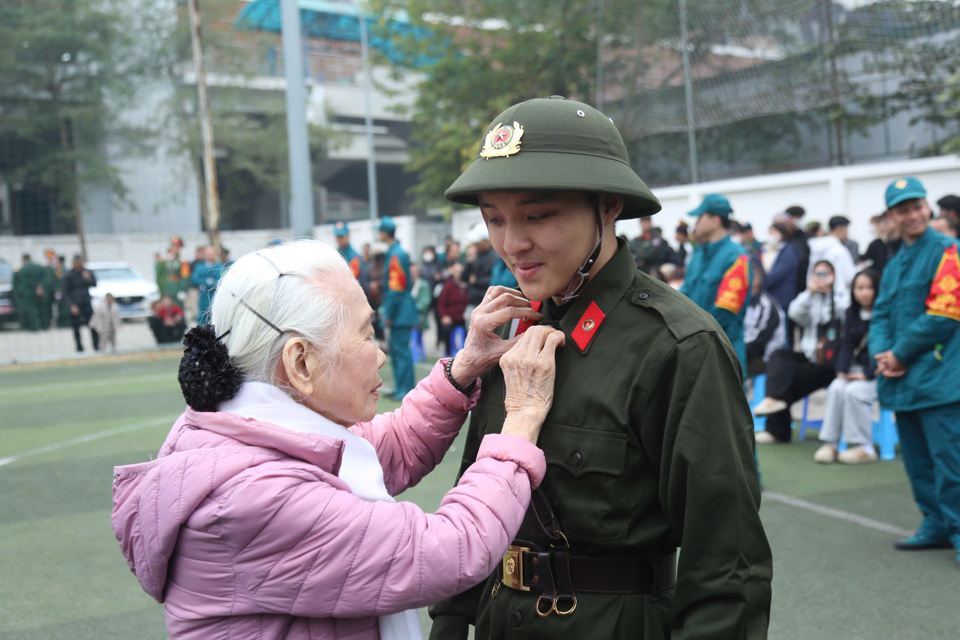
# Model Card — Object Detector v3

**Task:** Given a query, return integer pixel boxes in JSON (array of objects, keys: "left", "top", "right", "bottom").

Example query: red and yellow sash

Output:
[
  {"left": 349, "top": 256, "right": 362, "bottom": 280},
  {"left": 926, "top": 244, "right": 960, "bottom": 321},
  {"left": 715, "top": 255, "right": 749, "bottom": 314},
  {"left": 387, "top": 255, "right": 407, "bottom": 292}
]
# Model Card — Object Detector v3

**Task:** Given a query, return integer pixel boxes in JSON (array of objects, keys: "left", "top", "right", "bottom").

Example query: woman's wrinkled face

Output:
[
  {"left": 479, "top": 191, "right": 600, "bottom": 303},
  {"left": 312, "top": 279, "right": 386, "bottom": 426},
  {"left": 853, "top": 274, "right": 876, "bottom": 309}
]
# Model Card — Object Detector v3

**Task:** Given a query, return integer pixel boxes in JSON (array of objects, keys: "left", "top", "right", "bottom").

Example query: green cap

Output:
[
  {"left": 333, "top": 221, "right": 350, "bottom": 237},
  {"left": 378, "top": 217, "right": 396, "bottom": 233},
  {"left": 688, "top": 193, "right": 732, "bottom": 218},
  {"left": 445, "top": 96, "right": 660, "bottom": 219},
  {"left": 885, "top": 177, "right": 927, "bottom": 209}
]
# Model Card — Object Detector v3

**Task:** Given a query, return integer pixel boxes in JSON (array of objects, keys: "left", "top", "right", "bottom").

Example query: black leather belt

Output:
[{"left": 500, "top": 544, "right": 678, "bottom": 595}]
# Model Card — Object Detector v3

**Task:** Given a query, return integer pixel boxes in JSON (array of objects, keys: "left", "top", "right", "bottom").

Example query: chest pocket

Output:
[{"left": 539, "top": 422, "right": 629, "bottom": 544}]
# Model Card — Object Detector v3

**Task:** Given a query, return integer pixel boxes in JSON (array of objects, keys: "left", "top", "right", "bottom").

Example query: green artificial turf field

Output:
[{"left": 1, "top": 354, "right": 957, "bottom": 639}]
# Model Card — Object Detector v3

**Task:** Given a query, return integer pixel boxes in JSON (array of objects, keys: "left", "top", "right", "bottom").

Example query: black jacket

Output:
[
  {"left": 835, "top": 306, "right": 876, "bottom": 379},
  {"left": 62, "top": 267, "right": 96, "bottom": 307}
]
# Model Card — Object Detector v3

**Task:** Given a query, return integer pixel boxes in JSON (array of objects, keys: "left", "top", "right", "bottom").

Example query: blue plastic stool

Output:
[
  {"left": 449, "top": 325, "right": 466, "bottom": 357},
  {"left": 749, "top": 374, "right": 767, "bottom": 432},
  {"left": 797, "top": 396, "right": 823, "bottom": 441},
  {"left": 838, "top": 408, "right": 898, "bottom": 460},
  {"left": 410, "top": 328, "right": 425, "bottom": 363}
]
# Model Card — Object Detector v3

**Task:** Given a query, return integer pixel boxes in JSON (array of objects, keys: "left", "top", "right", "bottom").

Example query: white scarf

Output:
[{"left": 220, "top": 382, "right": 422, "bottom": 640}]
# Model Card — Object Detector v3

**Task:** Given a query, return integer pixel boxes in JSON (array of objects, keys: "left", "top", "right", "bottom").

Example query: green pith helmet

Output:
[{"left": 445, "top": 96, "right": 661, "bottom": 219}]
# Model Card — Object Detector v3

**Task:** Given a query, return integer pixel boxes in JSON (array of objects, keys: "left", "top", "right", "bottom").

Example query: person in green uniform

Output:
[
  {"left": 378, "top": 217, "right": 419, "bottom": 399},
  {"left": 156, "top": 237, "right": 191, "bottom": 302},
  {"left": 680, "top": 194, "right": 752, "bottom": 376},
  {"left": 13, "top": 254, "right": 46, "bottom": 331},
  {"left": 869, "top": 177, "right": 960, "bottom": 570},
  {"left": 428, "top": 97, "right": 771, "bottom": 640},
  {"left": 334, "top": 221, "right": 365, "bottom": 281},
  {"left": 38, "top": 249, "right": 59, "bottom": 329}
]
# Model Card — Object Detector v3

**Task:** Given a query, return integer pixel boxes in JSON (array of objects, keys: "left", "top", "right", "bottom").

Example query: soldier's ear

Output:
[{"left": 600, "top": 194, "right": 623, "bottom": 223}]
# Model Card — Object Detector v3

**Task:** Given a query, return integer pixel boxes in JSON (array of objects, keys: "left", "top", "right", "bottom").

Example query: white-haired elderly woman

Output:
[{"left": 112, "top": 239, "right": 564, "bottom": 640}]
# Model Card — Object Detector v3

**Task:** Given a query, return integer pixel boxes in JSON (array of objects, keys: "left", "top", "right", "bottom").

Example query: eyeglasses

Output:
[{"left": 814, "top": 270, "right": 832, "bottom": 278}]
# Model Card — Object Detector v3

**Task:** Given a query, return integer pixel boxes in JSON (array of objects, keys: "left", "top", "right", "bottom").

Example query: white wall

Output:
[
  {"left": 313, "top": 215, "right": 419, "bottom": 260},
  {"left": 451, "top": 155, "right": 960, "bottom": 250},
  {"left": 627, "top": 155, "right": 960, "bottom": 248}
]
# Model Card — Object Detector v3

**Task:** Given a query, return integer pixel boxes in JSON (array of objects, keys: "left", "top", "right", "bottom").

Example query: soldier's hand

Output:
[
  {"left": 500, "top": 326, "right": 565, "bottom": 444},
  {"left": 451, "top": 287, "right": 543, "bottom": 385},
  {"left": 70, "top": 304, "right": 79, "bottom": 316}
]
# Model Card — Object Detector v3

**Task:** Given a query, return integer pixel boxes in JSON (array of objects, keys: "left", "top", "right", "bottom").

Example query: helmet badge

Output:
[{"left": 480, "top": 121, "right": 524, "bottom": 159}]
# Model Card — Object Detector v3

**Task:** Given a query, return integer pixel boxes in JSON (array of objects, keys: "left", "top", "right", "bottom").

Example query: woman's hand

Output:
[
  {"left": 449, "top": 287, "right": 544, "bottom": 386},
  {"left": 500, "top": 326, "right": 566, "bottom": 444}
]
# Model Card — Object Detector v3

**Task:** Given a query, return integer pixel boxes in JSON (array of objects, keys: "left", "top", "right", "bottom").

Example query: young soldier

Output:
[
  {"left": 429, "top": 97, "right": 771, "bottom": 639},
  {"left": 681, "top": 194, "right": 752, "bottom": 376},
  {"left": 333, "top": 221, "right": 365, "bottom": 281},
  {"left": 870, "top": 177, "right": 960, "bottom": 569},
  {"left": 378, "top": 217, "right": 418, "bottom": 399}
]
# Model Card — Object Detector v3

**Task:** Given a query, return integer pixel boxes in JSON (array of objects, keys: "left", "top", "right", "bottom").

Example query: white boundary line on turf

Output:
[
  {"left": 764, "top": 491, "right": 913, "bottom": 537},
  {"left": 0, "top": 374, "right": 174, "bottom": 398},
  {"left": 0, "top": 415, "right": 179, "bottom": 468}
]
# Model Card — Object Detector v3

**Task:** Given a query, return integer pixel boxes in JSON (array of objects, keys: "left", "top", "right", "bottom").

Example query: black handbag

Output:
[{"left": 815, "top": 291, "right": 842, "bottom": 366}]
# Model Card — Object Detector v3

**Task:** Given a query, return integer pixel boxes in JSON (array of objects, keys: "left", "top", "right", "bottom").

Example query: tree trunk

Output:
[{"left": 58, "top": 115, "right": 88, "bottom": 261}]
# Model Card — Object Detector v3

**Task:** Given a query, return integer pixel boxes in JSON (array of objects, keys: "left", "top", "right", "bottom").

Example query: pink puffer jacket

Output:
[{"left": 112, "top": 361, "right": 545, "bottom": 639}]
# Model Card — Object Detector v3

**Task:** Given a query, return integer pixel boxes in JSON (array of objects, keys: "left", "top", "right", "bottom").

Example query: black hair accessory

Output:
[{"left": 178, "top": 325, "right": 244, "bottom": 411}]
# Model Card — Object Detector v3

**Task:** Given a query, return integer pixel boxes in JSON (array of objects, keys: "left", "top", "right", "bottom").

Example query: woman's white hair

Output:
[{"left": 211, "top": 238, "right": 353, "bottom": 386}]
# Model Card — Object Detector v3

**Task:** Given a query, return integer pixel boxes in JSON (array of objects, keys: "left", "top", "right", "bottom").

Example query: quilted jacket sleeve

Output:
[
  {"left": 351, "top": 359, "right": 480, "bottom": 496},
  {"left": 219, "top": 433, "right": 544, "bottom": 619}
]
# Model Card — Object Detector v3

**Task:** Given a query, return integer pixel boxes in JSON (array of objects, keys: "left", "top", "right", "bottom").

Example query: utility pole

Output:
[
  {"left": 357, "top": 5, "right": 379, "bottom": 222},
  {"left": 280, "top": 0, "right": 316, "bottom": 236},
  {"left": 187, "top": 0, "right": 222, "bottom": 254},
  {"left": 822, "top": 0, "right": 845, "bottom": 165},
  {"left": 596, "top": 0, "right": 605, "bottom": 111},
  {"left": 679, "top": 0, "right": 699, "bottom": 183}
]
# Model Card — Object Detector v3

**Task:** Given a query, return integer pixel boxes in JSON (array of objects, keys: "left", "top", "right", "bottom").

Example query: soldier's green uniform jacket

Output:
[
  {"left": 380, "top": 240, "right": 419, "bottom": 328},
  {"left": 156, "top": 257, "right": 190, "bottom": 299},
  {"left": 433, "top": 240, "right": 772, "bottom": 640},
  {"left": 680, "top": 235, "right": 751, "bottom": 375},
  {"left": 12, "top": 261, "right": 46, "bottom": 330},
  {"left": 869, "top": 226, "right": 960, "bottom": 411}
]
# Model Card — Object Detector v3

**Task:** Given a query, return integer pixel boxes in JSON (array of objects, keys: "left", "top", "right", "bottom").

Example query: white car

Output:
[{"left": 86, "top": 262, "right": 160, "bottom": 320}]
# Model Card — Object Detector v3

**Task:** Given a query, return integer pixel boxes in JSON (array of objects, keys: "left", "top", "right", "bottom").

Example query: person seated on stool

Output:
[
  {"left": 814, "top": 268, "right": 881, "bottom": 464},
  {"left": 754, "top": 259, "right": 849, "bottom": 443}
]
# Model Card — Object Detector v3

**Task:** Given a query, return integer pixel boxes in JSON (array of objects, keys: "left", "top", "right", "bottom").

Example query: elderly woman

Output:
[{"left": 112, "top": 239, "right": 564, "bottom": 640}]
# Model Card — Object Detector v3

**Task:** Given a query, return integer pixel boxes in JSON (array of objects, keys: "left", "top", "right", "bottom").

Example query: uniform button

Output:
[
  {"left": 638, "top": 292, "right": 649, "bottom": 300},
  {"left": 510, "top": 610, "right": 523, "bottom": 628},
  {"left": 571, "top": 451, "right": 583, "bottom": 466}
]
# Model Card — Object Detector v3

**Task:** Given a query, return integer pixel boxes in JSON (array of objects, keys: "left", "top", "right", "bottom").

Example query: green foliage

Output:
[
  {"left": 146, "top": 0, "right": 342, "bottom": 230},
  {"left": 367, "top": 0, "right": 668, "bottom": 210},
  {"left": 0, "top": 0, "right": 151, "bottom": 232}
]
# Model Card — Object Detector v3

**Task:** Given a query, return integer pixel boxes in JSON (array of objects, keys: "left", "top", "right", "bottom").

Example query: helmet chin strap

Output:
[{"left": 558, "top": 203, "right": 606, "bottom": 304}]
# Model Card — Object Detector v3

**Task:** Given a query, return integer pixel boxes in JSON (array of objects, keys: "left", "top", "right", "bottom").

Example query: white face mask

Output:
[
  {"left": 422, "top": 252, "right": 435, "bottom": 263},
  {"left": 768, "top": 232, "right": 782, "bottom": 245}
]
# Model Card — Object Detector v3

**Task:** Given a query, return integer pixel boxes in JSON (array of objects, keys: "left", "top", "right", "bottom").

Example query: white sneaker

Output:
[
  {"left": 753, "top": 397, "right": 788, "bottom": 416},
  {"left": 754, "top": 430, "right": 778, "bottom": 445},
  {"left": 837, "top": 446, "right": 878, "bottom": 465},
  {"left": 813, "top": 444, "right": 838, "bottom": 464}
]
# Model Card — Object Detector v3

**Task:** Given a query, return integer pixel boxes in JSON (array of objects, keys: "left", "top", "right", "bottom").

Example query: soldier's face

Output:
[
  {"left": 479, "top": 191, "right": 611, "bottom": 302},
  {"left": 888, "top": 198, "right": 930, "bottom": 243}
]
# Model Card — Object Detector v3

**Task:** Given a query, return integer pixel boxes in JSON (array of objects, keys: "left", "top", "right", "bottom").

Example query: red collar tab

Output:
[
  {"left": 513, "top": 300, "right": 543, "bottom": 338},
  {"left": 571, "top": 301, "right": 606, "bottom": 351}
]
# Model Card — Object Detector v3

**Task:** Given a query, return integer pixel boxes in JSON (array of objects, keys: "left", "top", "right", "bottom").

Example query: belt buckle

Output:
[{"left": 501, "top": 545, "right": 531, "bottom": 591}]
